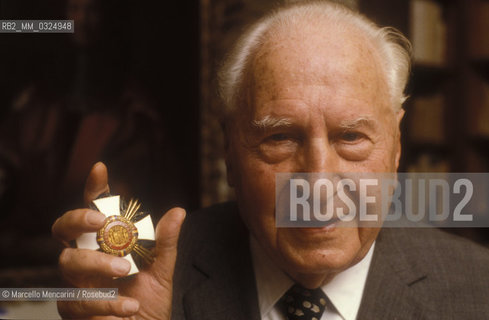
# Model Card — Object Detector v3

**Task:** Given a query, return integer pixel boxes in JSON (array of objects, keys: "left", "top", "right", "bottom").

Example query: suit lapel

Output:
[
  {"left": 357, "top": 228, "right": 440, "bottom": 319},
  {"left": 181, "top": 208, "right": 261, "bottom": 320}
]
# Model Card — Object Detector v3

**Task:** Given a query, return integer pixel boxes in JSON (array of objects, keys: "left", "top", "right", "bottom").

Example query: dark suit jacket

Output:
[{"left": 172, "top": 202, "right": 489, "bottom": 319}]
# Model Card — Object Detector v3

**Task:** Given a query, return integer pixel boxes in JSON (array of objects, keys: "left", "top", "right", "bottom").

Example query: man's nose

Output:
[{"left": 302, "top": 137, "right": 339, "bottom": 173}]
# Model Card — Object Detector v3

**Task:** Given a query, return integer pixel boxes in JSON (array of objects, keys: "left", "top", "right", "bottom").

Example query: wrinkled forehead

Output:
[{"left": 243, "top": 20, "right": 391, "bottom": 114}]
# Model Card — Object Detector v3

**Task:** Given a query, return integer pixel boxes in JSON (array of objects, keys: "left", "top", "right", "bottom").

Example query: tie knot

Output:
[{"left": 282, "top": 284, "right": 328, "bottom": 320}]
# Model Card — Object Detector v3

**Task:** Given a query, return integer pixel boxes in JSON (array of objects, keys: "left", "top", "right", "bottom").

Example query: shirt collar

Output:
[
  {"left": 250, "top": 236, "right": 375, "bottom": 320},
  {"left": 321, "top": 242, "right": 375, "bottom": 320},
  {"left": 250, "top": 236, "right": 294, "bottom": 317}
]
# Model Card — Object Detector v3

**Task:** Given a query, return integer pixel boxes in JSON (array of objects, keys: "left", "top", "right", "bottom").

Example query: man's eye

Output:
[
  {"left": 269, "top": 133, "right": 289, "bottom": 141},
  {"left": 340, "top": 132, "right": 362, "bottom": 142},
  {"left": 258, "top": 133, "right": 299, "bottom": 163},
  {"left": 334, "top": 131, "right": 373, "bottom": 161}
]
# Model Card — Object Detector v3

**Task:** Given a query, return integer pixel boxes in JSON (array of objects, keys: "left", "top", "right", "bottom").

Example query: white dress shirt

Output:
[{"left": 250, "top": 236, "right": 375, "bottom": 320}]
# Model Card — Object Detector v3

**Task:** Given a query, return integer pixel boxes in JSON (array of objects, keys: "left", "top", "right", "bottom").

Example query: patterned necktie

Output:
[{"left": 281, "top": 284, "right": 328, "bottom": 320}]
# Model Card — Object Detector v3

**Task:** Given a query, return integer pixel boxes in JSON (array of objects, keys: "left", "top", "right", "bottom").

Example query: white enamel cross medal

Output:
[{"left": 76, "top": 195, "right": 156, "bottom": 276}]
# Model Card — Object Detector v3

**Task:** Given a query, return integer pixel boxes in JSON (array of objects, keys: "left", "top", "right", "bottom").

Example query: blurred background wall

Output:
[{"left": 0, "top": 0, "right": 200, "bottom": 286}]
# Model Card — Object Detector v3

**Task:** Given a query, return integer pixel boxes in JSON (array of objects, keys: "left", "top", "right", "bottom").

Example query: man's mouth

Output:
[{"left": 294, "top": 217, "right": 341, "bottom": 233}]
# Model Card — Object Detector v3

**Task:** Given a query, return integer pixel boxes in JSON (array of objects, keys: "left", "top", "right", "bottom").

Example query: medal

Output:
[{"left": 76, "top": 195, "right": 156, "bottom": 276}]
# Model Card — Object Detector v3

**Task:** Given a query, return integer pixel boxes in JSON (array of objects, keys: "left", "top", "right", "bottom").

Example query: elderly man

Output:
[{"left": 52, "top": 1, "right": 489, "bottom": 319}]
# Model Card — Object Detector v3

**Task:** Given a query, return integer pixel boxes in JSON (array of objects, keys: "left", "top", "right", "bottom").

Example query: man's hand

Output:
[{"left": 52, "top": 162, "right": 186, "bottom": 319}]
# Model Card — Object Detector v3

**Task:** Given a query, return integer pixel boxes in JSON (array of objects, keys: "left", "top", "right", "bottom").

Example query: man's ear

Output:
[
  {"left": 394, "top": 108, "right": 405, "bottom": 170},
  {"left": 221, "top": 120, "right": 235, "bottom": 187}
]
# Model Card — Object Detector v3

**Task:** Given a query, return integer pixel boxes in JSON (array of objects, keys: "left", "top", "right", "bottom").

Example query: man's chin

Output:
[
  {"left": 281, "top": 253, "right": 354, "bottom": 287},
  {"left": 277, "top": 241, "right": 360, "bottom": 280}
]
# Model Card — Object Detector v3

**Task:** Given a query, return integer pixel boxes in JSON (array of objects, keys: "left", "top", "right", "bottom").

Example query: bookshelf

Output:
[
  {"left": 361, "top": 0, "right": 489, "bottom": 173},
  {"left": 360, "top": 0, "right": 489, "bottom": 244}
]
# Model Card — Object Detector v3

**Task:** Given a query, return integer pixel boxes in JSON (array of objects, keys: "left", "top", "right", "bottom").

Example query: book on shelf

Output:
[
  {"left": 407, "top": 153, "right": 450, "bottom": 173},
  {"left": 409, "top": 93, "right": 445, "bottom": 144},
  {"left": 409, "top": 0, "right": 447, "bottom": 66},
  {"left": 467, "top": 73, "right": 489, "bottom": 137},
  {"left": 467, "top": 0, "right": 489, "bottom": 59}
]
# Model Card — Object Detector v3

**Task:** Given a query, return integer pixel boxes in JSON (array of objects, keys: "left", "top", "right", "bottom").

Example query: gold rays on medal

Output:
[
  {"left": 122, "top": 198, "right": 155, "bottom": 265},
  {"left": 123, "top": 198, "right": 143, "bottom": 221},
  {"left": 133, "top": 244, "right": 155, "bottom": 264}
]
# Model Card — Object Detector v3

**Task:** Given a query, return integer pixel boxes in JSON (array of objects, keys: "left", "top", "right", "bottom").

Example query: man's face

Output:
[{"left": 226, "top": 22, "right": 404, "bottom": 287}]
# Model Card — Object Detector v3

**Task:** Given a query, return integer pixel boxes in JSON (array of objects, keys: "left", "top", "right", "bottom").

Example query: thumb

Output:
[
  {"left": 150, "top": 207, "right": 186, "bottom": 283},
  {"left": 84, "top": 162, "right": 110, "bottom": 206}
]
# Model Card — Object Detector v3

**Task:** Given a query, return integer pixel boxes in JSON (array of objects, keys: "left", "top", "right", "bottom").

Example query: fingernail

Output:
[
  {"left": 87, "top": 211, "right": 105, "bottom": 226},
  {"left": 122, "top": 299, "right": 139, "bottom": 313},
  {"left": 111, "top": 258, "right": 130, "bottom": 275}
]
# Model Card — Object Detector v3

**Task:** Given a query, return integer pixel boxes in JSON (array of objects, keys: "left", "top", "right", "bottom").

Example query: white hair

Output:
[{"left": 218, "top": 0, "right": 412, "bottom": 118}]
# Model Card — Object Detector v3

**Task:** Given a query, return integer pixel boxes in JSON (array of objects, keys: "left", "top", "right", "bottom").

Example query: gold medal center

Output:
[
  {"left": 108, "top": 225, "right": 130, "bottom": 246},
  {"left": 97, "top": 215, "right": 138, "bottom": 257}
]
